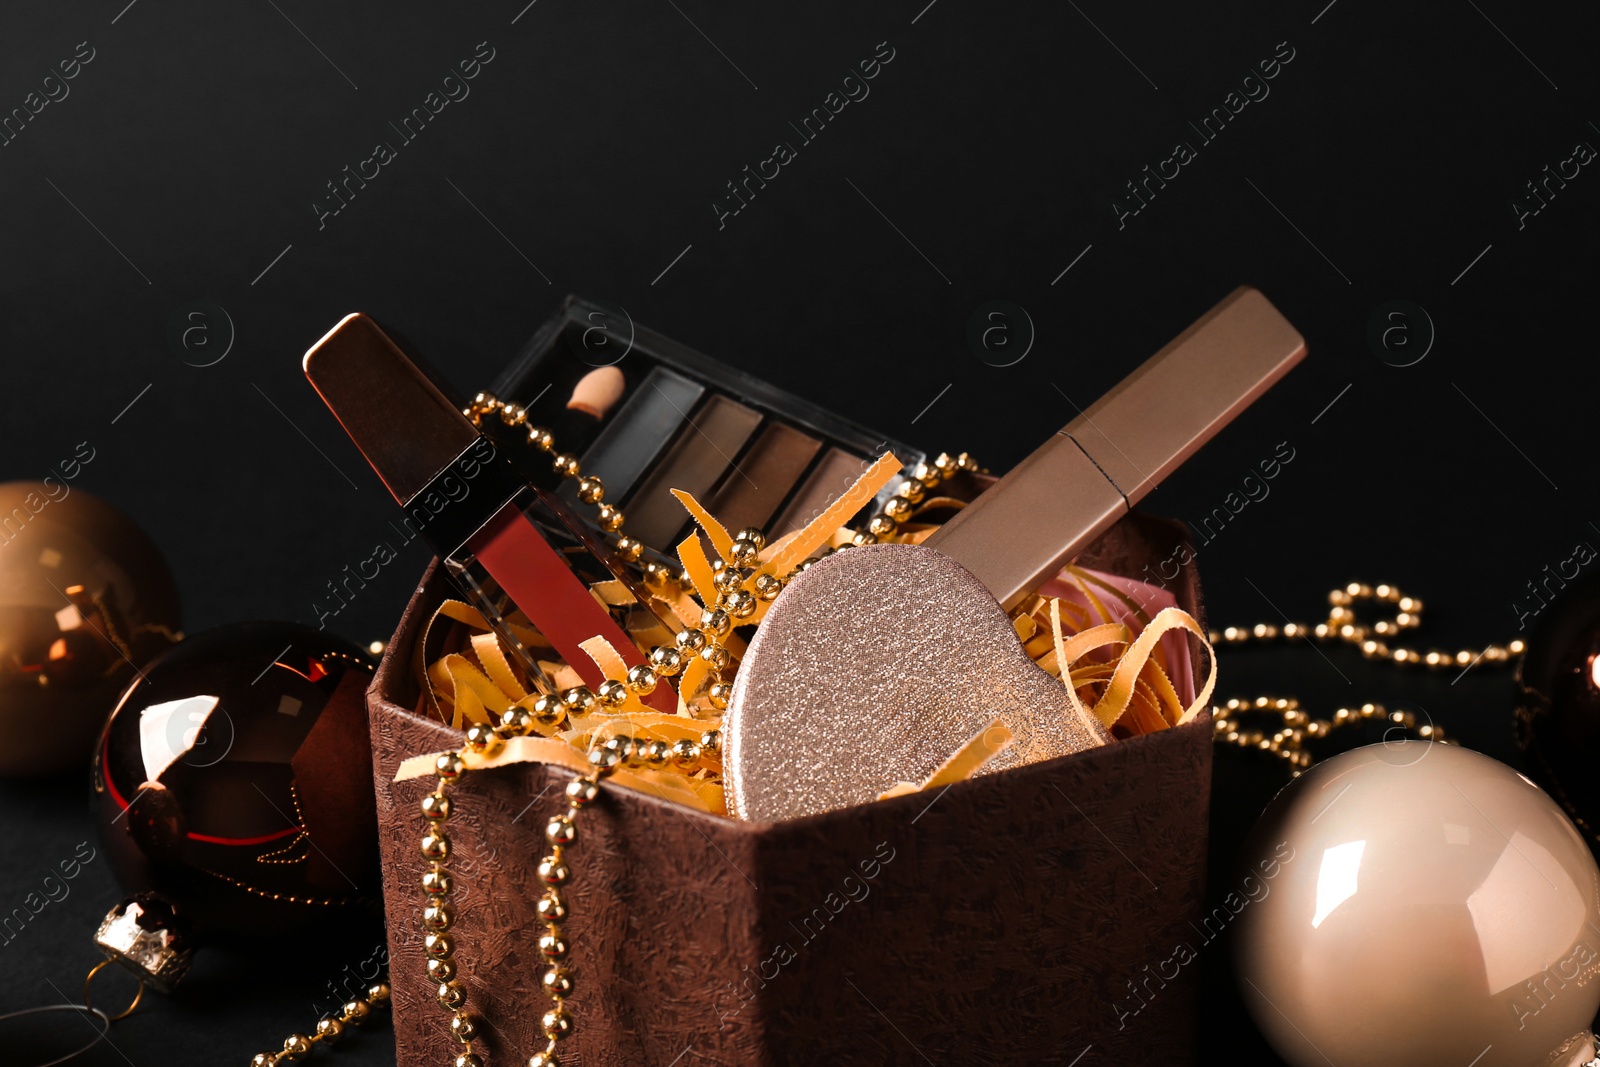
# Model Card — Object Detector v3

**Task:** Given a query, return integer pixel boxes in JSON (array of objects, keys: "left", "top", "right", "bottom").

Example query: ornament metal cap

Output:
[{"left": 92, "top": 893, "right": 193, "bottom": 995}]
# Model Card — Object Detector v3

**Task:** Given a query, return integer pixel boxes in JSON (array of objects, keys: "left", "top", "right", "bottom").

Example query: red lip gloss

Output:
[{"left": 303, "top": 313, "right": 676, "bottom": 713}]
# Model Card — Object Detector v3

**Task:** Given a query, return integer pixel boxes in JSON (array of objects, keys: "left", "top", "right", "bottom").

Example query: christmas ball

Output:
[
  {"left": 0, "top": 482, "right": 181, "bottom": 776},
  {"left": 1517, "top": 568, "right": 1600, "bottom": 857},
  {"left": 94, "top": 622, "right": 381, "bottom": 954},
  {"left": 1235, "top": 741, "right": 1600, "bottom": 1067}
]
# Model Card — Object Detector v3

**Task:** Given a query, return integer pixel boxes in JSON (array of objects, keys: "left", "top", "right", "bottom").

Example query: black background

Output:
[{"left": 1, "top": 0, "right": 1596, "bottom": 1063}]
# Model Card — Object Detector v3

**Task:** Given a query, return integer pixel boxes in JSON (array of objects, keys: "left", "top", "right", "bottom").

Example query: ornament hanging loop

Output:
[
  {"left": 0, "top": 1004, "right": 111, "bottom": 1067},
  {"left": 82, "top": 958, "right": 144, "bottom": 1023}
]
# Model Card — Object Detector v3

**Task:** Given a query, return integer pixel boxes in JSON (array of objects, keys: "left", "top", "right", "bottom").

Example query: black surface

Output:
[{"left": 0, "top": 1, "right": 1594, "bottom": 1063}]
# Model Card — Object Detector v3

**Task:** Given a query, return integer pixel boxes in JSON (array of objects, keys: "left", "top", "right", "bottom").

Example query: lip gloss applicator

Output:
[{"left": 303, "top": 313, "right": 677, "bottom": 714}]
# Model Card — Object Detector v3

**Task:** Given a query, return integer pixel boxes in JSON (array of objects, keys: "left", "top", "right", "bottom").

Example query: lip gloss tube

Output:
[{"left": 303, "top": 313, "right": 677, "bottom": 714}]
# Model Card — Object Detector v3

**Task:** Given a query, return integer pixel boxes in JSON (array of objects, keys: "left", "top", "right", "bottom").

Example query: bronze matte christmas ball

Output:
[
  {"left": 0, "top": 481, "right": 181, "bottom": 775},
  {"left": 1516, "top": 568, "right": 1600, "bottom": 857},
  {"left": 93, "top": 622, "right": 382, "bottom": 954}
]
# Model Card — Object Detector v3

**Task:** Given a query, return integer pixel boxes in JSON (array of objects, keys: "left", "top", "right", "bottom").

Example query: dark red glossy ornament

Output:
[
  {"left": 93, "top": 622, "right": 382, "bottom": 973},
  {"left": 0, "top": 482, "right": 181, "bottom": 775},
  {"left": 1516, "top": 568, "right": 1600, "bottom": 856}
]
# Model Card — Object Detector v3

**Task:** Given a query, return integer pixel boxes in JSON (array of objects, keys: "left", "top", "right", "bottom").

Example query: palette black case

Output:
[{"left": 485, "top": 295, "right": 926, "bottom": 561}]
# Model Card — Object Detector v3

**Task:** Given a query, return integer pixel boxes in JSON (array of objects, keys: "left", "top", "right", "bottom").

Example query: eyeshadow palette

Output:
[{"left": 484, "top": 296, "right": 925, "bottom": 564}]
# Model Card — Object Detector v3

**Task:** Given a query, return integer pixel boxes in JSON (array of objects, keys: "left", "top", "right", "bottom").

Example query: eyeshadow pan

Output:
[
  {"left": 688, "top": 421, "right": 824, "bottom": 545},
  {"left": 623, "top": 395, "right": 765, "bottom": 550},
  {"left": 566, "top": 367, "right": 704, "bottom": 505},
  {"left": 771, "top": 447, "right": 874, "bottom": 539},
  {"left": 493, "top": 298, "right": 930, "bottom": 561}
]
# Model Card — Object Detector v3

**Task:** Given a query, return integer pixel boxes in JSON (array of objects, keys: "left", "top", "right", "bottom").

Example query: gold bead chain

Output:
[
  {"left": 246, "top": 982, "right": 390, "bottom": 1066},
  {"left": 467, "top": 394, "right": 670, "bottom": 585},
  {"left": 1212, "top": 581, "right": 1525, "bottom": 776},
  {"left": 462, "top": 391, "right": 979, "bottom": 711},
  {"left": 1212, "top": 697, "right": 1447, "bottom": 775},
  {"left": 1210, "top": 581, "right": 1525, "bottom": 670},
  {"left": 412, "top": 722, "right": 726, "bottom": 1067}
]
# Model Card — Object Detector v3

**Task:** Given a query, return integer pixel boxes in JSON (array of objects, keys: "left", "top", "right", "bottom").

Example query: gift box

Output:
[{"left": 367, "top": 509, "right": 1211, "bottom": 1065}]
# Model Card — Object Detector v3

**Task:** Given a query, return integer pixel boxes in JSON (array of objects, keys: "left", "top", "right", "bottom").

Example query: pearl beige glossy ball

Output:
[{"left": 1235, "top": 741, "right": 1600, "bottom": 1067}]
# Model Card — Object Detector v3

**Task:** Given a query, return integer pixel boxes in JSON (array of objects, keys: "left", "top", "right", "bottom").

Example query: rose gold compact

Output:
[{"left": 725, "top": 286, "right": 1308, "bottom": 821}]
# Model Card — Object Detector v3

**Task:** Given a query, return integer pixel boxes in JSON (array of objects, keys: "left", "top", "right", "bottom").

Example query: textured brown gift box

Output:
[{"left": 367, "top": 512, "right": 1211, "bottom": 1065}]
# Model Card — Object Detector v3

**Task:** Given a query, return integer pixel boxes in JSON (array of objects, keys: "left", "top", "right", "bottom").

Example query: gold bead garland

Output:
[
  {"left": 466, "top": 393, "right": 676, "bottom": 582},
  {"left": 1212, "top": 581, "right": 1525, "bottom": 776},
  {"left": 840, "top": 451, "right": 981, "bottom": 547},
  {"left": 1212, "top": 697, "right": 1446, "bottom": 775},
  {"left": 247, "top": 982, "right": 390, "bottom": 1066},
  {"left": 413, "top": 710, "right": 725, "bottom": 1067},
  {"left": 1210, "top": 581, "right": 1525, "bottom": 670},
  {"left": 463, "top": 392, "right": 979, "bottom": 711}
]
